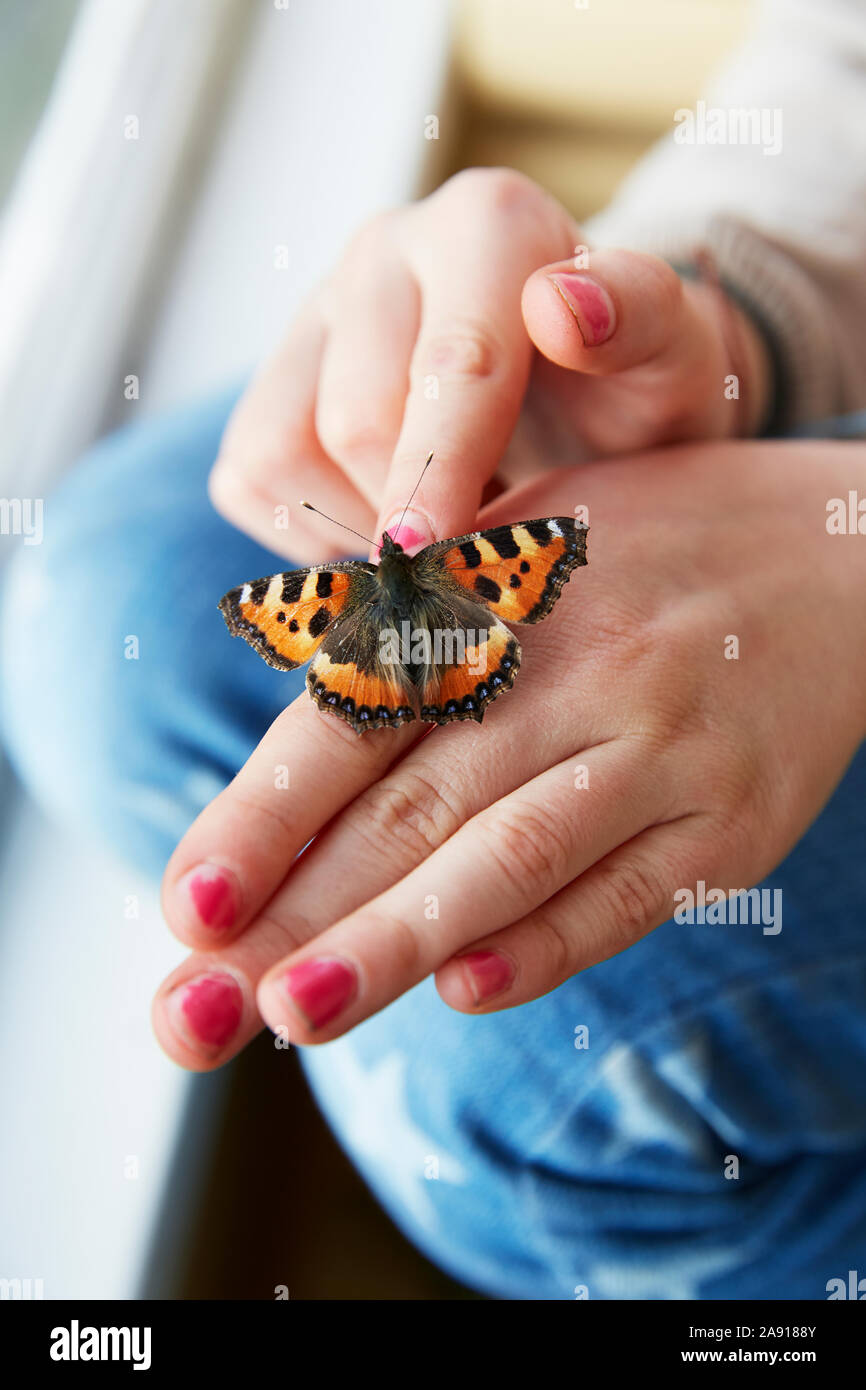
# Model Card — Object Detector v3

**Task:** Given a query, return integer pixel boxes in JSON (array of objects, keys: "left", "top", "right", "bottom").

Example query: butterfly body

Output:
[{"left": 219, "top": 516, "right": 587, "bottom": 733}]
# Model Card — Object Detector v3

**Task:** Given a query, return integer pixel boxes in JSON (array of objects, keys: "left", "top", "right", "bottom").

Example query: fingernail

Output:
[
  {"left": 460, "top": 950, "right": 515, "bottom": 1004},
  {"left": 548, "top": 273, "right": 616, "bottom": 346},
  {"left": 379, "top": 509, "right": 433, "bottom": 555},
  {"left": 180, "top": 864, "right": 240, "bottom": 932},
  {"left": 281, "top": 957, "right": 357, "bottom": 1029},
  {"left": 167, "top": 971, "right": 243, "bottom": 1050}
]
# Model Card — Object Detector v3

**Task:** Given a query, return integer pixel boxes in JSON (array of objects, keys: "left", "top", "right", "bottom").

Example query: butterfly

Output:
[{"left": 219, "top": 474, "right": 588, "bottom": 733}]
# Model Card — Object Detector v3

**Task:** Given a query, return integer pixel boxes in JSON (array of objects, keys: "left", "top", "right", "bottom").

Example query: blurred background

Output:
[{"left": 0, "top": 0, "right": 749, "bottom": 1298}]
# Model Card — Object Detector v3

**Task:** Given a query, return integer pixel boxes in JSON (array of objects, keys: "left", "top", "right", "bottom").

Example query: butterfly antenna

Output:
[
  {"left": 394, "top": 451, "right": 434, "bottom": 538},
  {"left": 299, "top": 501, "right": 375, "bottom": 547}
]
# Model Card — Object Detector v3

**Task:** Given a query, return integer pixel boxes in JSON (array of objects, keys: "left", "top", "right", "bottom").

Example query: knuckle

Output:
[
  {"left": 412, "top": 320, "right": 501, "bottom": 384},
  {"left": 378, "top": 910, "right": 425, "bottom": 977},
  {"left": 226, "top": 783, "right": 296, "bottom": 844},
  {"left": 208, "top": 456, "right": 273, "bottom": 517},
  {"left": 443, "top": 165, "right": 536, "bottom": 216},
  {"left": 340, "top": 208, "right": 400, "bottom": 266},
  {"left": 596, "top": 853, "right": 666, "bottom": 944},
  {"left": 355, "top": 772, "right": 463, "bottom": 863},
  {"left": 477, "top": 802, "right": 572, "bottom": 892},
  {"left": 704, "top": 784, "right": 766, "bottom": 872},
  {"left": 532, "top": 909, "right": 573, "bottom": 981},
  {"left": 317, "top": 406, "right": 395, "bottom": 463}
]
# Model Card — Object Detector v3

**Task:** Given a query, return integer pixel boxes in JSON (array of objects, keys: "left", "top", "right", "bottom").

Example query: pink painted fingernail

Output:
[
  {"left": 181, "top": 864, "right": 240, "bottom": 932},
  {"left": 168, "top": 971, "right": 243, "bottom": 1050},
  {"left": 460, "top": 950, "right": 515, "bottom": 1004},
  {"left": 548, "top": 273, "right": 616, "bottom": 346},
  {"left": 281, "top": 957, "right": 357, "bottom": 1029},
  {"left": 379, "top": 509, "right": 432, "bottom": 555}
]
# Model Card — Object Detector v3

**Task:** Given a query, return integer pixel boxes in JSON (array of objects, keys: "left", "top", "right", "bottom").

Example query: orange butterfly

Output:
[{"left": 219, "top": 465, "right": 588, "bottom": 733}]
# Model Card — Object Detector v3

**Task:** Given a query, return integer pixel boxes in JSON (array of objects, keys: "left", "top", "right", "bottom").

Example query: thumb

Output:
[{"left": 521, "top": 248, "right": 690, "bottom": 376}]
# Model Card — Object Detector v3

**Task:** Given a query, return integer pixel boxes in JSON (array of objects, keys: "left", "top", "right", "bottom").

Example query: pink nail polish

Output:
[
  {"left": 388, "top": 524, "right": 427, "bottom": 552},
  {"left": 460, "top": 950, "right": 515, "bottom": 1004},
  {"left": 185, "top": 865, "right": 239, "bottom": 931},
  {"left": 282, "top": 957, "right": 357, "bottom": 1029},
  {"left": 172, "top": 972, "right": 243, "bottom": 1049},
  {"left": 379, "top": 509, "right": 432, "bottom": 556},
  {"left": 548, "top": 273, "right": 616, "bottom": 346}
]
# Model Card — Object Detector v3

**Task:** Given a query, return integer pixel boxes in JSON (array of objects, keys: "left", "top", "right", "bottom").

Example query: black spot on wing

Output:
[
  {"left": 519, "top": 560, "right": 530, "bottom": 574},
  {"left": 308, "top": 606, "right": 331, "bottom": 638},
  {"left": 508, "top": 573, "right": 521, "bottom": 588},
  {"left": 249, "top": 579, "right": 270, "bottom": 606},
  {"left": 474, "top": 575, "right": 501, "bottom": 603},
  {"left": 316, "top": 571, "right": 333, "bottom": 598}
]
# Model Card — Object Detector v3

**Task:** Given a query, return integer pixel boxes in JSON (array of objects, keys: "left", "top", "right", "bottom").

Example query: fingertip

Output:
[
  {"left": 436, "top": 948, "right": 518, "bottom": 1013},
  {"left": 257, "top": 953, "right": 359, "bottom": 1044},
  {"left": 522, "top": 266, "right": 614, "bottom": 368},
  {"left": 524, "top": 249, "right": 685, "bottom": 373},
  {"left": 153, "top": 963, "right": 252, "bottom": 1072},
  {"left": 547, "top": 272, "right": 617, "bottom": 348},
  {"left": 255, "top": 972, "right": 305, "bottom": 1044},
  {"left": 376, "top": 505, "right": 438, "bottom": 555},
  {"left": 434, "top": 960, "right": 476, "bottom": 1012},
  {"left": 163, "top": 861, "right": 245, "bottom": 949}
]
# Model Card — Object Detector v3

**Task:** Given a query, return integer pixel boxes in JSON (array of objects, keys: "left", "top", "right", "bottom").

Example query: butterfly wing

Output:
[
  {"left": 418, "top": 517, "right": 587, "bottom": 625},
  {"left": 306, "top": 610, "right": 417, "bottom": 731},
  {"left": 220, "top": 516, "right": 586, "bottom": 731},
  {"left": 218, "top": 561, "right": 375, "bottom": 671},
  {"left": 416, "top": 604, "right": 521, "bottom": 725}
]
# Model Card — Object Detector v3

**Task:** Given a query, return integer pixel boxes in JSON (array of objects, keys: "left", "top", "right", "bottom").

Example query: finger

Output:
[
  {"left": 315, "top": 241, "right": 419, "bottom": 512},
  {"left": 153, "top": 599, "right": 594, "bottom": 1071},
  {"left": 155, "top": 465, "right": 606, "bottom": 1069},
  {"left": 255, "top": 737, "right": 671, "bottom": 1043},
  {"left": 153, "top": 655, "right": 560, "bottom": 1069},
  {"left": 160, "top": 687, "right": 420, "bottom": 951},
  {"left": 374, "top": 171, "right": 578, "bottom": 552},
  {"left": 209, "top": 302, "right": 375, "bottom": 563},
  {"left": 436, "top": 814, "right": 704, "bottom": 1012},
  {"left": 522, "top": 248, "right": 688, "bottom": 376}
]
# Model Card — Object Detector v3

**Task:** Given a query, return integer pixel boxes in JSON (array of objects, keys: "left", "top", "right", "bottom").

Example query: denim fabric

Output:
[{"left": 2, "top": 390, "right": 865, "bottom": 1300}]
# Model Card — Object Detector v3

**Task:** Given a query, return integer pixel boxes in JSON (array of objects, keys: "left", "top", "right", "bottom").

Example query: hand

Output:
[
  {"left": 209, "top": 168, "right": 771, "bottom": 566},
  {"left": 153, "top": 439, "right": 866, "bottom": 1067}
]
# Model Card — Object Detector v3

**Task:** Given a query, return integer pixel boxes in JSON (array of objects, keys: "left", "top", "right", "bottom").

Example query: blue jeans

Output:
[{"left": 2, "top": 389, "right": 866, "bottom": 1300}]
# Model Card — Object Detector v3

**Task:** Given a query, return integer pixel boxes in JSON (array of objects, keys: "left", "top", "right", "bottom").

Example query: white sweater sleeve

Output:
[{"left": 585, "top": 0, "right": 866, "bottom": 428}]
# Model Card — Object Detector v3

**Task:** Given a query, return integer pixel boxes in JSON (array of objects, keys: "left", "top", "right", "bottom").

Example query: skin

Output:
[
  {"left": 154, "top": 441, "right": 866, "bottom": 1066},
  {"left": 207, "top": 168, "right": 770, "bottom": 565},
  {"left": 152, "top": 167, "right": 862, "bottom": 1066}
]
